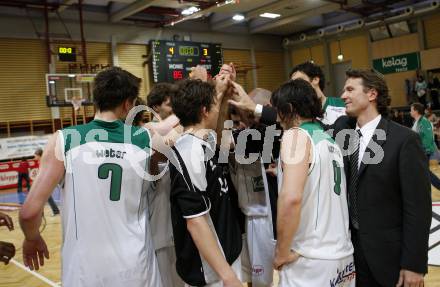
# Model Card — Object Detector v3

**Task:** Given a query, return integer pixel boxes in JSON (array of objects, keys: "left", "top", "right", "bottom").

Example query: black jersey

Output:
[{"left": 169, "top": 134, "right": 242, "bottom": 286}]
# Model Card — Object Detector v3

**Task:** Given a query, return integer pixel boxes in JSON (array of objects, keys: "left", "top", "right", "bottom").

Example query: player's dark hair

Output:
[
  {"left": 147, "top": 83, "right": 178, "bottom": 109},
  {"left": 171, "top": 79, "right": 216, "bottom": 127},
  {"left": 411, "top": 102, "right": 425, "bottom": 115},
  {"left": 273, "top": 79, "right": 323, "bottom": 122},
  {"left": 93, "top": 67, "right": 140, "bottom": 112},
  {"left": 133, "top": 97, "right": 146, "bottom": 126},
  {"left": 289, "top": 62, "right": 325, "bottom": 91}
]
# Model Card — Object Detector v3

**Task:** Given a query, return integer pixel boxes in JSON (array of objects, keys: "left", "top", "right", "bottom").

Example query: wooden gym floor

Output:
[{"left": 1, "top": 169, "right": 440, "bottom": 287}]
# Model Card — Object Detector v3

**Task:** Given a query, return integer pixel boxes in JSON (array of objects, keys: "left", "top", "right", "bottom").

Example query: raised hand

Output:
[
  {"left": 190, "top": 65, "right": 208, "bottom": 82},
  {"left": 228, "top": 82, "right": 256, "bottom": 113}
]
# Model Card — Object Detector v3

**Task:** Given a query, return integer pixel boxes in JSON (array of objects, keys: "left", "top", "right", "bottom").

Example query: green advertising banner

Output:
[{"left": 373, "top": 52, "right": 420, "bottom": 74}]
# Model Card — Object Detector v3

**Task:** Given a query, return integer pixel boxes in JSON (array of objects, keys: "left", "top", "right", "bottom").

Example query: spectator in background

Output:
[
  {"left": 405, "top": 79, "right": 413, "bottom": 104},
  {"left": 34, "top": 149, "right": 59, "bottom": 216},
  {"left": 16, "top": 157, "right": 30, "bottom": 205},
  {"left": 0, "top": 211, "right": 15, "bottom": 265},
  {"left": 391, "top": 109, "right": 404, "bottom": 125},
  {"left": 416, "top": 75, "right": 428, "bottom": 107},
  {"left": 425, "top": 107, "right": 439, "bottom": 127},
  {"left": 429, "top": 77, "right": 440, "bottom": 110},
  {"left": 399, "top": 110, "right": 414, "bottom": 128},
  {"left": 410, "top": 103, "right": 440, "bottom": 189}
]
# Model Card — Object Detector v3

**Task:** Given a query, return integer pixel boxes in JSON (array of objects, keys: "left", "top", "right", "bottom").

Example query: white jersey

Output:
[
  {"left": 148, "top": 162, "right": 174, "bottom": 250},
  {"left": 321, "top": 97, "right": 346, "bottom": 125},
  {"left": 230, "top": 145, "right": 275, "bottom": 286},
  {"left": 58, "top": 119, "right": 162, "bottom": 287},
  {"left": 277, "top": 122, "right": 353, "bottom": 260},
  {"left": 229, "top": 159, "right": 269, "bottom": 217}
]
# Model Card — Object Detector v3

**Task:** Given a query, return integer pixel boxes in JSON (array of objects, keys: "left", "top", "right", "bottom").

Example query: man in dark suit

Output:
[
  {"left": 333, "top": 69, "right": 431, "bottom": 287},
  {"left": 229, "top": 69, "right": 431, "bottom": 287}
]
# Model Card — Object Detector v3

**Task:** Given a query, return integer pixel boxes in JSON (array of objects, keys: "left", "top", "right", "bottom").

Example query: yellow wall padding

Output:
[
  {"left": 330, "top": 35, "right": 369, "bottom": 68},
  {"left": 384, "top": 70, "right": 415, "bottom": 107},
  {"left": 371, "top": 33, "right": 419, "bottom": 107},
  {"left": 424, "top": 13, "right": 440, "bottom": 49},
  {"left": 223, "top": 49, "right": 255, "bottom": 92},
  {"left": 291, "top": 45, "right": 325, "bottom": 67},
  {"left": 117, "top": 43, "right": 150, "bottom": 98},
  {"left": 421, "top": 47, "right": 440, "bottom": 70},
  {"left": 255, "top": 51, "right": 286, "bottom": 92},
  {"left": 371, "top": 33, "right": 419, "bottom": 59},
  {"left": 0, "top": 38, "right": 50, "bottom": 122}
]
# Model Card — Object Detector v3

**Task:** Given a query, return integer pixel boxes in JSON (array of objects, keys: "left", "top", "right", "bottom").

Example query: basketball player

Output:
[
  {"left": 226, "top": 62, "right": 345, "bottom": 128},
  {"left": 19, "top": 67, "right": 162, "bottom": 287},
  {"left": 146, "top": 83, "right": 185, "bottom": 287},
  {"left": 290, "top": 61, "right": 345, "bottom": 125},
  {"left": 169, "top": 78, "right": 243, "bottom": 287},
  {"left": 273, "top": 79, "right": 354, "bottom": 287},
  {"left": 228, "top": 88, "right": 277, "bottom": 287}
]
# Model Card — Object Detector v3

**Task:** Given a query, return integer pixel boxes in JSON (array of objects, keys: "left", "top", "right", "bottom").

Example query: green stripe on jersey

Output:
[
  {"left": 323, "top": 97, "right": 345, "bottom": 111},
  {"left": 299, "top": 122, "right": 334, "bottom": 145},
  {"left": 62, "top": 119, "right": 150, "bottom": 154}
]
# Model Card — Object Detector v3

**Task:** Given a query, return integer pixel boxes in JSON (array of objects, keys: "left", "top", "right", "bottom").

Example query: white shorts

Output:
[
  {"left": 156, "top": 246, "right": 184, "bottom": 287},
  {"left": 185, "top": 258, "right": 242, "bottom": 287},
  {"left": 241, "top": 234, "right": 252, "bottom": 283},
  {"left": 241, "top": 216, "right": 275, "bottom": 287},
  {"left": 279, "top": 254, "right": 356, "bottom": 287}
]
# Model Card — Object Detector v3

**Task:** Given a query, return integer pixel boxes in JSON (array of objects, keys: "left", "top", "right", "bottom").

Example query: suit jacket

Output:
[{"left": 331, "top": 116, "right": 432, "bottom": 286}]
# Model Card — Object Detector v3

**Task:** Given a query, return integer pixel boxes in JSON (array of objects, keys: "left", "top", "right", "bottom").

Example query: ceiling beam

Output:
[
  {"left": 162, "top": 0, "right": 235, "bottom": 27},
  {"left": 110, "top": 0, "right": 156, "bottom": 22},
  {"left": 56, "top": 0, "right": 76, "bottom": 12},
  {"left": 212, "top": 0, "right": 294, "bottom": 30},
  {"left": 250, "top": 3, "right": 339, "bottom": 33}
]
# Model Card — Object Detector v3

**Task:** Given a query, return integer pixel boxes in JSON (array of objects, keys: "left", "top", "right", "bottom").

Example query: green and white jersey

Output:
[
  {"left": 413, "top": 116, "right": 437, "bottom": 155},
  {"left": 57, "top": 119, "right": 162, "bottom": 287},
  {"left": 277, "top": 122, "right": 353, "bottom": 260},
  {"left": 321, "top": 97, "right": 346, "bottom": 125}
]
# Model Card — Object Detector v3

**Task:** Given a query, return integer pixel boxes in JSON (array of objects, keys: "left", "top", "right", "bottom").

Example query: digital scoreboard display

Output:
[
  {"left": 150, "top": 40, "right": 223, "bottom": 83},
  {"left": 58, "top": 46, "right": 76, "bottom": 62}
]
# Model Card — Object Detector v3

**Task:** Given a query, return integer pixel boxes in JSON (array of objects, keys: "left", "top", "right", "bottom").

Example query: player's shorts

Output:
[
  {"left": 241, "top": 234, "right": 252, "bottom": 283},
  {"left": 241, "top": 216, "right": 275, "bottom": 287},
  {"left": 279, "top": 254, "right": 356, "bottom": 287},
  {"left": 184, "top": 258, "right": 242, "bottom": 287},
  {"left": 156, "top": 246, "right": 184, "bottom": 287}
]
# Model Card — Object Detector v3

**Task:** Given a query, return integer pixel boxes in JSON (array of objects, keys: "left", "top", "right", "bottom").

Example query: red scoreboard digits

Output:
[{"left": 173, "top": 70, "right": 183, "bottom": 80}]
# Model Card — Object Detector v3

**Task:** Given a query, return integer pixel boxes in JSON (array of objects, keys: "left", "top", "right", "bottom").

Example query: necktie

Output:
[{"left": 348, "top": 129, "right": 362, "bottom": 229}]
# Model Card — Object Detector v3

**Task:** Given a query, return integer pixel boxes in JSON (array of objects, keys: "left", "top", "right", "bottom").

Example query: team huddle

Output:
[{"left": 17, "top": 61, "right": 431, "bottom": 287}]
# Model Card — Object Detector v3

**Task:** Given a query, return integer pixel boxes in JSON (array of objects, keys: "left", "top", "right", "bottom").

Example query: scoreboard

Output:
[{"left": 150, "top": 40, "right": 223, "bottom": 83}]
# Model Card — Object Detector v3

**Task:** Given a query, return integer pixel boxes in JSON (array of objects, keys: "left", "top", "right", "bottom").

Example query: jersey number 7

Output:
[{"left": 98, "top": 163, "right": 123, "bottom": 201}]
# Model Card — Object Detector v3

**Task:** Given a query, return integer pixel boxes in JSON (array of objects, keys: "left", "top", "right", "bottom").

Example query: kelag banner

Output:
[{"left": 373, "top": 52, "right": 420, "bottom": 74}]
